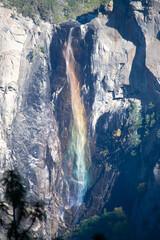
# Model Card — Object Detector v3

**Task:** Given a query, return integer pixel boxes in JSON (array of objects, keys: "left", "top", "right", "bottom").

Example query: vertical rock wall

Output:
[
  {"left": 0, "top": 1, "right": 160, "bottom": 239},
  {"left": 0, "top": 6, "right": 68, "bottom": 238}
]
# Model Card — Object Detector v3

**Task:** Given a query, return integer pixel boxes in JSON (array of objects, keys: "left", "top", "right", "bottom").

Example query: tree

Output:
[
  {"left": 92, "top": 233, "right": 107, "bottom": 240},
  {"left": 0, "top": 170, "right": 44, "bottom": 240}
]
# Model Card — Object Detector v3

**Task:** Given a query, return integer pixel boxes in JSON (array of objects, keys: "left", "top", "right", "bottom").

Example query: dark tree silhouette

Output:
[
  {"left": 92, "top": 233, "right": 107, "bottom": 240},
  {"left": 0, "top": 170, "right": 44, "bottom": 240}
]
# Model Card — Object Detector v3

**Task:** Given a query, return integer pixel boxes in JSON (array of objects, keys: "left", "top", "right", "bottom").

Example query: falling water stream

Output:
[{"left": 63, "top": 28, "right": 88, "bottom": 206}]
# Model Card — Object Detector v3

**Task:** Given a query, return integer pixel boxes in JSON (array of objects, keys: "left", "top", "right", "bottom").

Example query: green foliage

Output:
[
  {"left": 51, "top": 101, "right": 55, "bottom": 111},
  {"left": 27, "top": 48, "right": 39, "bottom": 62},
  {"left": 128, "top": 102, "right": 142, "bottom": 129},
  {"left": 125, "top": 100, "right": 160, "bottom": 153},
  {"left": 0, "top": 0, "right": 110, "bottom": 23},
  {"left": 100, "top": 149, "right": 109, "bottom": 158},
  {"left": 105, "top": 162, "right": 112, "bottom": 172},
  {"left": 103, "top": 208, "right": 107, "bottom": 215},
  {"left": 0, "top": 170, "right": 44, "bottom": 240},
  {"left": 95, "top": 99, "right": 160, "bottom": 172},
  {"left": 150, "top": 112, "right": 155, "bottom": 127},
  {"left": 128, "top": 102, "right": 142, "bottom": 148},
  {"left": 38, "top": 46, "right": 46, "bottom": 54},
  {"left": 144, "top": 101, "right": 158, "bottom": 137},
  {"left": 157, "top": 129, "right": 160, "bottom": 139},
  {"left": 148, "top": 101, "right": 155, "bottom": 109},
  {"left": 137, "top": 182, "right": 146, "bottom": 203},
  {"left": 27, "top": 46, "right": 46, "bottom": 62},
  {"left": 145, "top": 114, "right": 150, "bottom": 125},
  {"left": 137, "top": 182, "right": 145, "bottom": 193},
  {"left": 129, "top": 131, "right": 141, "bottom": 148},
  {"left": 130, "top": 149, "right": 136, "bottom": 157},
  {"left": 144, "top": 129, "right": 149, "bottom": 136},
  {"left": 66, "top": 207, "right": 138, "bottom": 240},
  {"left": 11, "top": 12, "right": 16, "bottom": 18}
]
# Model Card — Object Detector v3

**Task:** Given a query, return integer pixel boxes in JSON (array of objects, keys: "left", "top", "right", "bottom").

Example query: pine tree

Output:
[{"left": 0, "top": 170, "right": 44, "bottom": 240}]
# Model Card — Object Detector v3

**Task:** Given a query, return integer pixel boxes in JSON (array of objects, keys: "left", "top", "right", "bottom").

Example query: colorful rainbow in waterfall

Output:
[{"left": 63, "top": 28, "right": 88, "bottom": 206}]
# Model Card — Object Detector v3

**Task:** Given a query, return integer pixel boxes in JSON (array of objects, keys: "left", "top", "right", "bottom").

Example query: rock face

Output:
[
  {"left": 81, "top": 1, "right": 160, "bottom": 239},
  {"left": 0, "top": 1, "right": 160, "bottom": 239},
  {"left": 0, "top": 6, "right": 68, "bottom": 238}
]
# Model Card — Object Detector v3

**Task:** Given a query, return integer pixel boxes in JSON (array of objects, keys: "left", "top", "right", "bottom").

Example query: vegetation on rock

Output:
[
  {"left": 64, "top": 207, "right": 138, "bottom": 240},
  {"left": 127, "top": 102, "right": 142, "bottom": 148},
  {"left": 95, "top": 99, "right": 160, "bottom": 174},
  {"left": 0, "top": 0, "right": 111, "bottom": 23}
]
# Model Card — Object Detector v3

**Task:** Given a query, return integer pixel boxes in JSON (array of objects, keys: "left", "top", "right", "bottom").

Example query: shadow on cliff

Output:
[
  {"left": 76, "top": 4, "right": 108, "bottom": 24},
  {"left": 106, "top": 0, "right": 147, "bottom": 98},
  {"left": 101, "top": 2, "right": 160, "bottom": 238},
  {"left": 106, "top": 0, "right": 160, "bottom": 104}
]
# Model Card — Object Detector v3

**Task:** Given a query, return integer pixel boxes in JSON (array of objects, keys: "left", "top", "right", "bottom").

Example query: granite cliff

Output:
[{"left": 0, "top": 0, "right": 160, "bottom": 239}]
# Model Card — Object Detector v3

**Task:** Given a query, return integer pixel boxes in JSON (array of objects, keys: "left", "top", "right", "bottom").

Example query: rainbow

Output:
[{"left": 63, "top": 28, "right": 88, "bottom": 206}]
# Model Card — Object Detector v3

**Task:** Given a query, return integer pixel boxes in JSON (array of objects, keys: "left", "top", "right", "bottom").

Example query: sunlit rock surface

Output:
[{"left": 0, "top": 6, "right": 67, "bottom": 238}]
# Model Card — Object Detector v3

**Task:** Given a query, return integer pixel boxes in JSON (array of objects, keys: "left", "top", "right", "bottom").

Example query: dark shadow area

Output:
[
  {"left": 157, "top": 30, "right": 160, "bottom": 40},
  {"left": 80, "top": 26, "right": 96, "bottom": 115},
  {"left": 49, "top": 23, "right": 73, "bottom": 153},
  {"left": 106, "top": 0, "right": 160, "bottom": 104},
  {"left": 76, "top": 5, "right": 107, "bottom": 24},
  {"left": 106, "top": 142, "right": 160, "bottom": 240},
  {"left": 76, "top": 10, "right": 98, "bottom": 24},
  {"left": 49, "top": 21, "right": 80, "bottom": 95},
  {"left": 44, "top": 145, "right": 55, "bottom": 185},
  {"left": 106, "top": 0, "right": 146, "bottom": 97}
]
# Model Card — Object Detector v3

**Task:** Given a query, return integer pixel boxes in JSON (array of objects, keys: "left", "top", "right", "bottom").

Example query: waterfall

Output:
[{"left": 63, "top": 28, "right": 88, "bottom": 206}]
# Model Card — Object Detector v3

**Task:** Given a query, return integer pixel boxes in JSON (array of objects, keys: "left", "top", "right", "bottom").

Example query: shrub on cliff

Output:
[
  {"left": 0, "top": 170, "right": 44, "bottom": 240},
  {"left": 0, "top": 0, "right": 110, "bottom": 23},
  {"left": 65, "top": 207, "right": 138, "bottom": 240}
]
